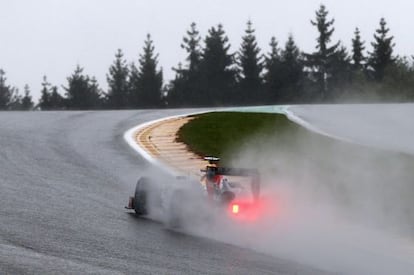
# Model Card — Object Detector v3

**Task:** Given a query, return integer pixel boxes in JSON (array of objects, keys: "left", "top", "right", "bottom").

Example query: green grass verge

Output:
[{"left": 177, "top": 111, "right": 304, "bottom": 162}]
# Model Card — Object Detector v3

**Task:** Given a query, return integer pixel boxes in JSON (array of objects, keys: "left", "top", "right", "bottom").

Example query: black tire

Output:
[{"left": 134, "top": 177, "right": 151, "bottom": 215}]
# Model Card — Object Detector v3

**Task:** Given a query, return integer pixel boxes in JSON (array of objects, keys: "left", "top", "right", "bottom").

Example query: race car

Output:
[{"left": 126, "top": 157, "right": 264, "bottom": 224}]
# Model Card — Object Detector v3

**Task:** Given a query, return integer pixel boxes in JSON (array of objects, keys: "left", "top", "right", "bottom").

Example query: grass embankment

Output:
[{"left": 177, "top": 112, "right": 304, "bottom": 161}]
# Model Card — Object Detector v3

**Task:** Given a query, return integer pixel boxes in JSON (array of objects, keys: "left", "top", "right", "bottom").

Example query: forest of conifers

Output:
[{"left": 1, "top": 5, "right": 413, "bottom": 110}]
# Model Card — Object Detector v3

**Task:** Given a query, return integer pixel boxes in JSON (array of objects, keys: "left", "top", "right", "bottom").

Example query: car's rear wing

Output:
[
  {"left": 200, "top": 167, "right": 258, "bottom": 176},
  {"left": 216, "top": 167, "right": 259, "bottom": 177}
]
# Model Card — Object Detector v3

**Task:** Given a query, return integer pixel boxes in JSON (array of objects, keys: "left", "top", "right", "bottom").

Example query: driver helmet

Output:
[{"left": 206, "top": 165, "right": 217, "bottom": 180}]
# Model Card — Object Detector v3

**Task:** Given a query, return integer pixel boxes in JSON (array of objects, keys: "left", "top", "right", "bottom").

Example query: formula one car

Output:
[{"left": 126, "top": 157, "right": 264, "bottom": 224}]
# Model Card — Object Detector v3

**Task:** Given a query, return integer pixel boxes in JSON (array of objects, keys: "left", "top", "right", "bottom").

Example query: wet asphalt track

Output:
[{"left": 0, "top": 110, "right": 328, "bottom": 274}]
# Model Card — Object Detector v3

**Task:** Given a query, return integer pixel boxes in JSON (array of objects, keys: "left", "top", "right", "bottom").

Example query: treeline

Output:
[
  {"left": 36, "top": 34, "right": 162, "bottom": 110},
  {"left": 0, "top": 70, "right": 35, "bottom": 110},
  {"left": 1, "top": 4, "right": 414, "bottom": 110}
]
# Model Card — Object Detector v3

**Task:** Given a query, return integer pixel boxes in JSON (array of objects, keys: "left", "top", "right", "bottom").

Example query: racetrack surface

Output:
[
  {"left": 288, "top": 103, "right": 414, "bottom": 154},
  {"left": 0, "top": 110, "right": 328, "bottom": 274}
]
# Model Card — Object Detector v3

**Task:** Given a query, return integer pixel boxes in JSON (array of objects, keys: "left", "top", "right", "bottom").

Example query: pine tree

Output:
[
  {"left": 64, "top": 65, "right": 102, "bottom": 110},
  {"left": 21, "top": 84, "right": 34, "bottom": 110},
  {"left": 200, "top": 24, "right": 236, "bottom": 105},
  {"left": 168, "top": 23, "right": 203, "bottom": 106},
  {"left": 378, "top": 56, "right": 414, "bottom": 101},
  {"left": 167, "top": 63, "right": 186, "bottom": 106},
  {"left": 130, "top": 34, "right": 163, "bottom": 108},
  {"left": 264, "top": 37, "right": 283, "bottom": 102},
  {"left": 0, "top": 69, "right": 16, "bottom": 109},
  {"left": 305, "top": 4, "right": 339, "bottom": 100},
  {"left": 351, "top": 27, "right": 365, "bottom": 70},
  {"left": 49, "top": 86, "right": 65, "bottom": 109},
  {"left": 182, "top": 22, "right": 202, "bottom": 74},
  {"left": 279, "top": 34, "right": 304, "bottom": 102},
  {"left": 107, "top": 49, "right": 129, "bottom": 109},
  {"left": 368, "top": 18, "right": 395, "bottom": 81},
  {"left": 238, "top": 20, "right": 264, "bottom": 104},
  {"left": 39, "top": 76, "right": 52, "bottom": 110},
  {"left": 180, "top": 22, "right": 203, "bottom": 105},
  {"left": 128, "top": 62, "right": 140, "bottom": 106},
  {"left": 64, "top": 65, "right": 89, "bottom": 109},
  {"left": 89, "top": 77, "right": 103, "bottom": 108},
  {"left": 329, "top": 44, "right": 352, "bottom": 99}
]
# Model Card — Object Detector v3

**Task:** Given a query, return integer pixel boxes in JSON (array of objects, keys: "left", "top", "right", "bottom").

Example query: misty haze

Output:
[{"left": 1, "top": 1, "right": 414, "bottom": 275}]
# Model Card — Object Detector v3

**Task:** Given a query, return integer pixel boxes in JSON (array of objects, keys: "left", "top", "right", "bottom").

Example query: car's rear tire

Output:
[{"left": 134, "top": 177, "right": 151, "bottom": 215}]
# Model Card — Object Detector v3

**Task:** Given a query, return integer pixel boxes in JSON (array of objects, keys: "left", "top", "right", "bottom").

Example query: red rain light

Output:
[{"left": 232, "top": 204, "right": 239, "bottom": 214}]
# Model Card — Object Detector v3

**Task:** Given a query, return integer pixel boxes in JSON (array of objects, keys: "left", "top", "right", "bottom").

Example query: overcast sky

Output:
[{"left": 1, "top": 0, "right": 412, "bottom": 101}]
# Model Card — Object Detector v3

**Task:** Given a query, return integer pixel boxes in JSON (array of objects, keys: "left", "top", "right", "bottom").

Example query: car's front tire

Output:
[{"left": 134, "top": 177, "right": 151, "bottom": 215}]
